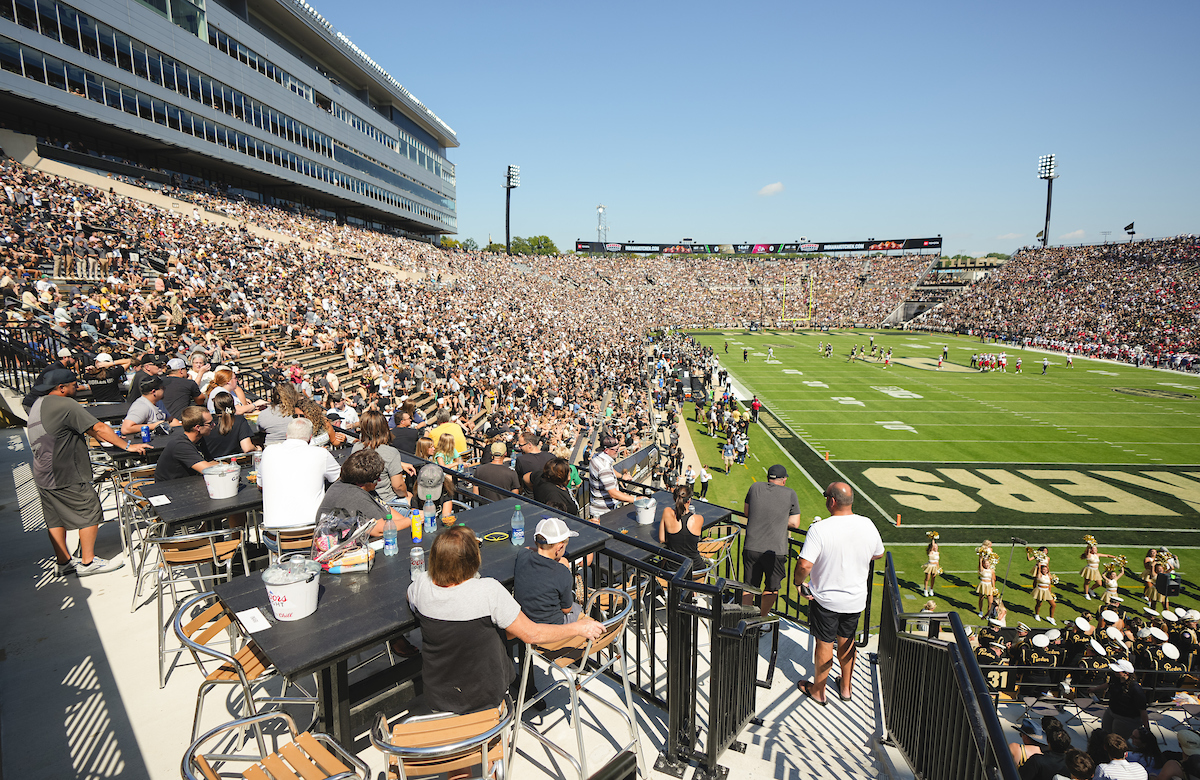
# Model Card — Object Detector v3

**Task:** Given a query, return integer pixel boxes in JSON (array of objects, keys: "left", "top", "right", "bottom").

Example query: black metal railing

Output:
[
  {"left": 878, "top": 553, "right": 1018, "bottom": 780},
  {"left": 656, "top": 576, "right": 775, "bottom": 780}
]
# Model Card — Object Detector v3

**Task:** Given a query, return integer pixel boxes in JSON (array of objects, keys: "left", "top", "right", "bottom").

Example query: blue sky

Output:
[{"left": 330, "top": 1, "right": 1198, "bottom": 256}]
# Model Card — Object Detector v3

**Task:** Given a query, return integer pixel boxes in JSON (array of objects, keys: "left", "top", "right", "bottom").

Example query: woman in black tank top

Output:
[{"left": 659, "top": 485, "right": 705, "bottom": 574}]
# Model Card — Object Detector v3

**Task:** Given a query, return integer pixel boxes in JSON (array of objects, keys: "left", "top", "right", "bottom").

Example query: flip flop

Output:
[
  {"left": 833, "top": 676, "right": 853, "bottom": 702},
  {"left": 797, "top": 680, "right": 828, "bottom": 706}
]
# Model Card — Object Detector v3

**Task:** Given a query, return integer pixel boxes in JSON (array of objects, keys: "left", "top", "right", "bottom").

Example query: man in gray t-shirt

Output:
[
  {"left": 28, "top": 369, "right": 150, "bottom": 578},
  {"left": 742, "top": 464, "right": 801, "bottom": 616}
]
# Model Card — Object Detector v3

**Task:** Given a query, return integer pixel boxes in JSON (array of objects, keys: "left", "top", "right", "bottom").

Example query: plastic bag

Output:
[{"left": 311, "top": 510, "right": 373, "bottom": 565}]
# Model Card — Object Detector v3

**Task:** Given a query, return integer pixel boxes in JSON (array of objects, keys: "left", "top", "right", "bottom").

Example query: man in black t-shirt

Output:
[
  {"left": 391, "top": 410, "right": 421, "bottom": 454},
  {"left": 513, "top": 518, "right": 580, "bottom": 625},
  {"left": 160, "top": 357, "right": 201, "bottom": 423},
  {"left": 125, "top": 354, "right": 162, "bottom": 401},
  {"left": 154, "top": 407, "right": 218, "bottom": 482},
  {"left": 474, "top": 442, "right": 522, "bottom": 502},
  {"left": 515, "top": 430, "right": 554, "bottom": 492}
]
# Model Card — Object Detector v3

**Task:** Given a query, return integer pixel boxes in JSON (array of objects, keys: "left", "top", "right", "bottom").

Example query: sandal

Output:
[
  {"left": 833, "top": 676, "right": 852, "bottom": 702},
  {"left": 797, "top": 680, "right": 828, "bottom": 706}
]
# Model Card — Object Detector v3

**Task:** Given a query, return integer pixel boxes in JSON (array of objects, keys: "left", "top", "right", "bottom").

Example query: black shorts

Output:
[
  {"left": 809, "top": 598, "right": 860, "bottom": 643},
  {"left": 743, "top": 549, "right": 786, "bottom": 592}
]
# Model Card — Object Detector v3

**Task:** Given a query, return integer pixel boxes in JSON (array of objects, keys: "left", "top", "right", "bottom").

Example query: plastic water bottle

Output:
[
  {"left": 382, "top": 512, "right": 398, "bottom": 557},
  {"left": 423, "top": 494, "right": 437, "bottom": 534},
  {"left": 510, "top": 504, "right": 525, "bottom": 546}
]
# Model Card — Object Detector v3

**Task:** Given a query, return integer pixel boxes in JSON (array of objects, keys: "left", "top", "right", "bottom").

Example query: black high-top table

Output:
[{"left": 214, "top": 497, "right": 608, "bottom": 747}]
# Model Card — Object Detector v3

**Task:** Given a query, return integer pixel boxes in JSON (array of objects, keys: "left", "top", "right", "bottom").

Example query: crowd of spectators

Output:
[{"left": 912, "top": 238, "right": 1200, "bottom": 370}]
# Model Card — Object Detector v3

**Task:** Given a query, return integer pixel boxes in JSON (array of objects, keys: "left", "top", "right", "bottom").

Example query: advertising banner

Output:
[{"left": 575, "top": 237, "right": 941, "bottom": 254}]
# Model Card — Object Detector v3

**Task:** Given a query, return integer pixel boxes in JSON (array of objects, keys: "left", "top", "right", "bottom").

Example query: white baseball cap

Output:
[
  {"left": 95, "top": 352, "right": 113, "bottom": 364},
  {"left": 534, "top": 517, "right": 578, "bottom": 545}
]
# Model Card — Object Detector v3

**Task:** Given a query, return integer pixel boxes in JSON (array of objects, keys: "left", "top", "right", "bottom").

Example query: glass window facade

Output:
[
  {"left": 0, "top": 0, "right": 454, "bottom": 225},
  {"left": 0, "top": 31, "right": 456, "bottom": 229}
]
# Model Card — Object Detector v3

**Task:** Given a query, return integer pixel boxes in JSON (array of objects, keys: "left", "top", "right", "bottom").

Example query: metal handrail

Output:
[{"left": 879, "top": 553, "right": 1019, "bottom": 780}]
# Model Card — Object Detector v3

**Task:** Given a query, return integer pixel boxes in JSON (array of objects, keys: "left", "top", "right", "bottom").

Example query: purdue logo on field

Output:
[
  {"left": 1113, "top": 387, "right": 1195, "bottom": 400},
  {"left": 844, "top": 463, "right": 1200, "bottom": 519}
]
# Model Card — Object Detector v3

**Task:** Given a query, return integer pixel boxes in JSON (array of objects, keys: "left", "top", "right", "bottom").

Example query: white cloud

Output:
[
  {"left": 1059, "top": 229, "right": 1085, "bottom": 240},
  {"left": 757, "top": 182, "right": 784, "bottom": 197},
  {"left": 995, "top": 232, "right": 1023, "bottom": 240}
]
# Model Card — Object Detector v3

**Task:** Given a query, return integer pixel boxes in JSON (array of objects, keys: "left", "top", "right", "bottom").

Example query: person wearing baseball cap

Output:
[
  {"left": 514, "top": 517, "right": 582, "bottom": 626},
  {"left": 22, "top": 348, "right": 80, "bottom": 410},
  {"left": 82, "top": 351, "right": 132, "bottom": 404},
  {"left": 125, "top": 353, "right": 163, "bottom": 402},
  {"left": 161, "top": 356, "right": 201, "bottom": 424},
  {"left": 472, "top": 441, "right": 521, "bottom": 503},
  {"left": 28, "top": 368, "right": 150, "bottom": 578},
  {"left": 744, "top": 465, "right": 801, "bottom": 618},
  {"left": 587, "top": 434, "right": 638, "bottom": 517}
]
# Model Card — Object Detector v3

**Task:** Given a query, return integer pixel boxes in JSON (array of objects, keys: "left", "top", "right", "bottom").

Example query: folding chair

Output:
[
  {"left": 182, "top": 710, "right": 368, "bottom": 780},
  {"left": 174, "top": 592, "right": 318, "bottom": 748},
  {"left": 262, "top": 524, "right": 317, "bottom": 565},
  {"left": 510, "top": 588, "right": 646, "bottom": 780},
  {"left": 133, "top": 523, "right": 248, "bottom": 686},
  {"left": 371, "top": 696, "right": 514, "bottom": 780},
  {"left": 696, "top": 525, "right": 740, "bottom": 583}
]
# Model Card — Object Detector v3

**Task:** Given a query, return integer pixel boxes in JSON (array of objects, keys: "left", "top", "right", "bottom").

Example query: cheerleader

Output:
[
  {"left": 1143, "top": 548, "right": 1159, "bottom": 604},
  {"left": 1027, "top": 545, "right": 1050, "bottom": 577},
  {"left": 1032, "top": 559, "right": 1058, "bottom": 625},
  {"left": 1079, "top": 535, "right": 1113, "bottom": 600},
  {"left": 977, "top": 550, "right": 999, "bottom": 617},
  {"left": 922, "top": 531, "right": 942, "bottom": 597},
  {"left": 1100, "top": 558, "right": 1126, "bottom": 607}
]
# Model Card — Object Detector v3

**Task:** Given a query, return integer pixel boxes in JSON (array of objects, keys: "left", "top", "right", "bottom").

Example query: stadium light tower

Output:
[
  {"left": 1037, "top": 154, "right": 1057, "bottom": 249},
  {"left": 504, "top": 165, "right": 520, "bottom": 255}
]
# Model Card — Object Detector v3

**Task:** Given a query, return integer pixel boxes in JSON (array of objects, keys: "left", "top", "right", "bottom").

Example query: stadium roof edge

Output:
[{"left": 251, "top": 0, "right": 458, "bottom": 148}]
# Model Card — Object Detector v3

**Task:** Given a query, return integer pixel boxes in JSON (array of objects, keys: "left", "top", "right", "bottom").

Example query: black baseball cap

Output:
[
  {"left": 767, "top": 464, "right": 788, "bottom": 480},
  {"left": 34, "top": 368, "right": 78, "bottom": 392}
]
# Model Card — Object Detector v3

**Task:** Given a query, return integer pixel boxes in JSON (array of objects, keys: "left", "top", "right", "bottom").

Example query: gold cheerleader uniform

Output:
[
  {"left": 1032, "top": 573, "right": 1055, "bottom": 603},
  {"left": 923, "top": 551, "right": 943, "bottom": 576},
  {"left": 1101, "top": 577, "right": 1120, "bottom": 605},
  {"left": 976, "top": 568, "right": 997, "bottom": 597},
  {"left": 1080, "top": 553, "right": 1101, "bottom": 584},
  {"left": 1144, "top": 567, "right": 1159, "bottom": 602}
]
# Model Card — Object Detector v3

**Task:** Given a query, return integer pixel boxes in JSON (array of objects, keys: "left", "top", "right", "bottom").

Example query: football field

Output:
[{"left": 691, "top": 329, "right": 1200, "bottom": 550}]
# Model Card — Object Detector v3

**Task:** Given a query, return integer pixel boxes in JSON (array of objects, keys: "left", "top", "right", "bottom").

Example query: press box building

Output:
[{"left": 0, "top": 0, "right": 456, "bottom": 236}]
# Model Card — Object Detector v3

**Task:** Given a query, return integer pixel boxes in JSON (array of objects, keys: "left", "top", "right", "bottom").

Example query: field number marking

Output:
[
  {"left": 782, "top": 369, "right": 804, "bottom": 375},
  {"left": 833, "top": 396, "right": 865, "bottom": 406},
  {"left": 803, "top": 381, "right": 829, "bottom": 388},
  {"left": 871, "top": 386, "right": 924, "bottom": 399},
  {"left": 876, "top": 420, "right": 918, "bottom": 433}
]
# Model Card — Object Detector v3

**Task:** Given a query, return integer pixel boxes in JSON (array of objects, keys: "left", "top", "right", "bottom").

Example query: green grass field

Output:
[{"left": 686, "top": 328, "right": 1200, "bottom": 629}]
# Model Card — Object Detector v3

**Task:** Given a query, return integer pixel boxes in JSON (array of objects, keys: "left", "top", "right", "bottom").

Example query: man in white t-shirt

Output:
[
  {"left": 260, "top": 417, "right": 341, "bottom": 528},
  {"left": 794, "top": 482, "right": 884, "bottom": 705}
]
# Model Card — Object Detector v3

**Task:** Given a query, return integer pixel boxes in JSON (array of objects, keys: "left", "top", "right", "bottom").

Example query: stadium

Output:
[{"left": 2, "top": 1, "right": 1200, "bottom": 779}]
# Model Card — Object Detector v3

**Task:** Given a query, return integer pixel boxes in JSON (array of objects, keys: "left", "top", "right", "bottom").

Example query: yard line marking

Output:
[{"left": 897, "top": 524, "right": 1200, "bottom": 532}]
